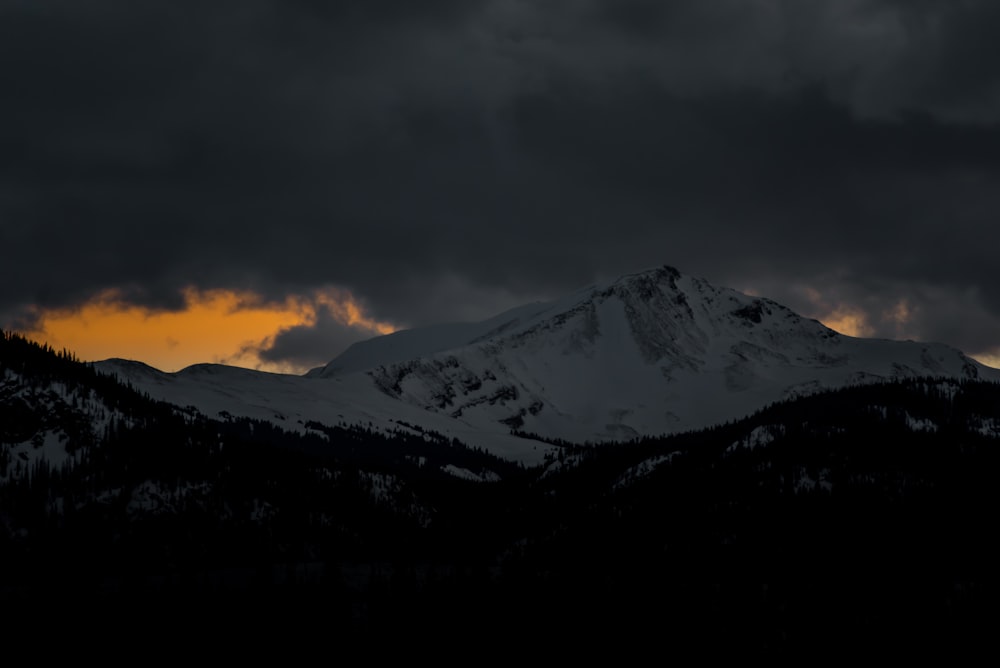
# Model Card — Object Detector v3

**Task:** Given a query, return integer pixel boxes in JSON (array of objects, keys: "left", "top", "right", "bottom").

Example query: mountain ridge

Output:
[
  {"left": 319, "top": 264, "right": 993, "bottom": 443},
  {"left": 95, "top": 265, "right": 998, "bottom": 457}
]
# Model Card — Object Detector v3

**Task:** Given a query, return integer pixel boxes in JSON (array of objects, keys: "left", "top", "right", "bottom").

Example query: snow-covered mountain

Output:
[
  {"left": 97, "top": 265, "right": 999, "bottom": 459},
  {"left": 8, "top": 329, "right": 1000, "bottom": 649}
]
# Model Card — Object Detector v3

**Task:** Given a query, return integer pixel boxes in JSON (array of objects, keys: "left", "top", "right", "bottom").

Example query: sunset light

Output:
[
  {"left": 19, "top": 287, "right": 396, "bottom": 374},
  {"left": 817, "top": 305, "right": 875, "bottom": 338},
  {"left": 972, "top": 352, "right": 1000, "bottom": 369}
]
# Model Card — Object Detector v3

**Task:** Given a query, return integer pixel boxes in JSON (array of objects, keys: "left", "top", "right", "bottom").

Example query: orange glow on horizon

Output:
[
  {"left": 18, "top": 287, "right": 396, "bottom": 374},
  {"left": 796, "top": 286, "right": 875, "bottom": 338},
  {"left": 801, "top": 291, "right": 999, "bottom": 367},
  {"left": 818, "top": 305, "right": 875, "bottom": 338},
  {"left": 971, "top": 353, "right": 1000, "bottom": 370}
]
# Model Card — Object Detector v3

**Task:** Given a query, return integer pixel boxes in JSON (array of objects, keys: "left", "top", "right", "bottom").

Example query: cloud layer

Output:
[{"left": 3, "top": 0, "right": 999, "bottom": 367}]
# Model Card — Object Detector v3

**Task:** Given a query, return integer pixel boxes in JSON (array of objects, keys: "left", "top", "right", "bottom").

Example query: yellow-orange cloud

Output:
[
  {"left": 794, "top": 286, "right": 876, "bottom": 338},
  {"left": 315, "top": 291, "right": 395, "bottom": 336},
  {"left": 819, "top": 305, "right": 875, "bottom": 338},
  {"left": 970, "top": 352, "right": 1000, "bottom": 369},
  {"left": 883, "top": 299, "right": 912, "bottom": 326},
  {"left": 18, "top": 287, "right": 396, "bottom": 374}
]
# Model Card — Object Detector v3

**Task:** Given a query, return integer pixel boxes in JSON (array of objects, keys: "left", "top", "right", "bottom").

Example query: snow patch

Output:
[
  {"left": 795, "top": 467, "right": 833, "bottom": 493},
  {"left": 127, "top": 480, "right": 215, "bottom": 517},
  {"left": 727, "top": 425, "right": 784, "bottom": 453},
  {"left": 978, "top": 418, "right": 1000, "bottom": 437},
  {"left": 441, "top": 464, "right": 501, "bottom": 483},
  {"left": 905, "top": 412, "right": 938, "bottom": 433},
  {"left": 612, "top": 452, "right": 679, "bottom": 490}
]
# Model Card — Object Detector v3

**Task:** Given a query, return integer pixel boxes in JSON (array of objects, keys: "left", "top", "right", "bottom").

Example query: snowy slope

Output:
[
  {"left": 306, "top": 301, "right": 552, "bottom": 378},
  {"left": 96, "top": 359, "right": 558, "bottom": 465},
  {"left": 0, "top": 365, "right": 129, "bottom": 480},
  {"left": 97, "top": 265, "right": 1000, "bottom": 457},
  {"left": 315, "top": 265, "right": 996, "bottom": 443}
]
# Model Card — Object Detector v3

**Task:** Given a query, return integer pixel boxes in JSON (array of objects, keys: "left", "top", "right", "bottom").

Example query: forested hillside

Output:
[{"left": 2, "top": 330, "right": 997, "bottom": 656}]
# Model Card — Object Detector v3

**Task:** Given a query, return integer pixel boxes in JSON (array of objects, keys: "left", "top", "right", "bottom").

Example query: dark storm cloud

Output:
[
  {"left": 3, "top": 0, "right": 1000, "bottom": 364},
  {"left": 255, "top": 305, "right": 378, "bottom": 371}
]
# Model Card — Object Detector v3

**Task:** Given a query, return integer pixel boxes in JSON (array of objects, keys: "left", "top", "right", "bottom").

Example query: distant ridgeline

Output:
[{"left": 1, "top": 329, "right": 998, "bottom": 655}]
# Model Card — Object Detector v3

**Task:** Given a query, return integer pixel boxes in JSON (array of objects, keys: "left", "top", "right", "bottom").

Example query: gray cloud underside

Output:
[
  {"left": 3, "top": 0, "right": 1000, "bottom": 364},
  {"left": 253, "top": 306, "right": 379, "bottom": 371}
]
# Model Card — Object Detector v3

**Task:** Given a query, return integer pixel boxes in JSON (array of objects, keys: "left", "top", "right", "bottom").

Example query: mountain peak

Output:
[{"left": 312, "top": 265, "right": 992, "bottom": 442}]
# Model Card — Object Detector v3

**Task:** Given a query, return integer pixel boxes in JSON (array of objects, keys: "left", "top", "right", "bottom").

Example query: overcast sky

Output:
[{"left": 3, "top": 0, "right": 999, "bottom": 369}]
